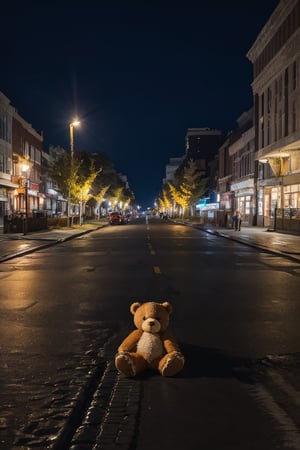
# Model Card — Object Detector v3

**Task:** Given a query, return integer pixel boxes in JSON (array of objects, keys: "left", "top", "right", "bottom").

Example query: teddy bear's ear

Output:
[
  {"left": 161, "top": 302, "right": 172, "bottom": 314},
  {"left": 130, "top": 302, "right": 141, "bottom": 315}
]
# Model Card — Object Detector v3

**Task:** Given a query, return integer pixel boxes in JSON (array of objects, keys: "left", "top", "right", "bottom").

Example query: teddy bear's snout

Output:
[{"left": 142, "top": 318, "right": 161, "bottom": 332}]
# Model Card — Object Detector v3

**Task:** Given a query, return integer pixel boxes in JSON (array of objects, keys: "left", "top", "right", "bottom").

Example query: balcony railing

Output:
[{"left": 274, "top": 208, "right": 300, "bottom": 234}]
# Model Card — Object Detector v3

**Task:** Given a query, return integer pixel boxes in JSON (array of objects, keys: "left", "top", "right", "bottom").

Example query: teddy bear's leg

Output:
[
  {"left": 115, "top": 352, "right": 147, "bottom": 377},
  {"left": 158, "top": 351, "right": 185, "bottom": 377},
  {"left": 115, "top": 352, "right": 136, "bottom": 377}
]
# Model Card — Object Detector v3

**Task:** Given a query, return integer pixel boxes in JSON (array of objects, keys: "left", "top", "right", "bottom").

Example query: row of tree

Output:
[
  {"left": 49, "top": 150, "right": 135, "bottom": 218},
  {"left": 49, "top": 150, "right": 208, "bottom": 220},
  {"left": 156, "top": 159, "right": 208, "bottom": 217}
]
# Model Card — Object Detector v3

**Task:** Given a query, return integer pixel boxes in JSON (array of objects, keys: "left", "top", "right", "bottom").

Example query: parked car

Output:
[{"left": 109, "top": 212, "right": 125, "bottom": 225}]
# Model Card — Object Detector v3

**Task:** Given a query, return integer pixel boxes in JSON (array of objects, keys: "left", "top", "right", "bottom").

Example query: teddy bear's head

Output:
[{"left": 130, "top": 301, "right": 172, "bottom": 334}]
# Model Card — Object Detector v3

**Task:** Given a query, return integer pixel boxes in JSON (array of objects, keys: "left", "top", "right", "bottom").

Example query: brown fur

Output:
[{"left": 115, "top": 301, "right": 184, "bottom": 377}]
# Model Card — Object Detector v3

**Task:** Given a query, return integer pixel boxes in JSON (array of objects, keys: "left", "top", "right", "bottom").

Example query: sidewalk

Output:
[
  {"left": 204, "top": 225, "right": 300, "bottom": 262},
  {"left": 0, "top": 222, "right": 107, "bottom": 262},
  {"left": 175, "top": 220, "right": 300, "bottom": 263}
]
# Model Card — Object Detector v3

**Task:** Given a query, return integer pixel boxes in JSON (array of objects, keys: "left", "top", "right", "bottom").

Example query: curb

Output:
[
  {"left": 201, "top": 227, "right": 300, "bottom": 263},
  {"left": 171, "top": 219, "right": 300, "bottom": 263},
  {"left": 0, "top": 225, "right": 105, "bottom": 263},
  {"left": 69, "top": 330, "right": 141, "bottom": 450}
]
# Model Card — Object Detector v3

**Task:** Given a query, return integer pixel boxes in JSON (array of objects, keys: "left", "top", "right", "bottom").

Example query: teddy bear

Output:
[{"left": 115, "top": 301, "right": 184, "bottom": 377}]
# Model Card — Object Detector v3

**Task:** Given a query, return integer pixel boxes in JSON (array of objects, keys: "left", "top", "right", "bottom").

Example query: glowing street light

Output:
[
  {"left": 67, "top": 119, "right": 80, "bottom": 226},
  {"left": 69, "top": 119, "right": 80, "bottom": 160}
]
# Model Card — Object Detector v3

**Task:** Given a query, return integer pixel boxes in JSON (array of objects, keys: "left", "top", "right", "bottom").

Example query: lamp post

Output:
[
  {"left": 22, "top": 163, "right": 30, "bottom": 235},
  {"left": 69, "top": 120, "right": 80, "bottom": 160},
  {"left": 67, "top": 119, "right": 80, "bottom": 226},
  {"left": 79, "top": 187, "right": 83, "bottom": 226}
]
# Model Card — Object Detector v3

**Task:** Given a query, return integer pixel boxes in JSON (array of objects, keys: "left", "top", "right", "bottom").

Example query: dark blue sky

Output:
[{"left": 1, "top": 0, "right": 279, "bottom": 208}]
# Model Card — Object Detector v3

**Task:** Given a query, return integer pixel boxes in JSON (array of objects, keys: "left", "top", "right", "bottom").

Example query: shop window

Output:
[
  {"left": 292, "top": 101, "right": 296, "bottom": 133},
  {"left": 292, "top": 60, "right": 297, "bottom": 90},
  {"left": 290, "top": 152, "right": 300, "bottom": 172},
  {"left": 24, "top": 142, "right": 29, "bottom": 158},
  {"left": 284, "top": 68, "right": 289, "bottom": 136}
]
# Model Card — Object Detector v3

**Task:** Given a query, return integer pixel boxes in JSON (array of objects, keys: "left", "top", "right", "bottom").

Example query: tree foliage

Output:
[
  {"left": 168, "top": 182, "right": 190, "bottom": 215},
  {"left": 181, "top": 159, "right": 208, "bottom": 205},
  {"left": 50, "top": 152, "right": 81, "bottom": 200},
  {"left": 157, "top": 187, "right": 172, "bottom": 212},
  {"left": 157, "top": 158, "right": 208, "bottom": 217},
  {"left": 74, "top": 159, "right": 101, "bottom": 204},
  {"left": 49, "top": 150, "right": 135, "bottom": 208}
]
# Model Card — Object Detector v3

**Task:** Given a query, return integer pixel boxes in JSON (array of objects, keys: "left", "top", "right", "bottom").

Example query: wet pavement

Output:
[
  {"left": 1, "top": 221, "right": 300, "bottom": 263},
  {"left": 182, "top": 222, "right": 300, "bottom": 263},
  {"left": 1, "top": 221, "right": 300, "bottom": 449},
  {"left": 0, "top": 223, "right": 106, "bottom": 262}
]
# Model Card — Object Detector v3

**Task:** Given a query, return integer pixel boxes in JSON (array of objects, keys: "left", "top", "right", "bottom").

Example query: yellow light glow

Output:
[{"left": 22, "top": 164, "right": 30, "bottom": 172}]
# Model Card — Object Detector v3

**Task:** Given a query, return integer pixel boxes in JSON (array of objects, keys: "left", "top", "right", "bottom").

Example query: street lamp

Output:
[
  {"left": 67, "top": 119, "right": 80, "bottom": 226},
  {"left": 22, "top": 163, "right": 30, "bottom": 235},
  {"left": 69, "top": 119, "right": 80, "bottom": 160}
]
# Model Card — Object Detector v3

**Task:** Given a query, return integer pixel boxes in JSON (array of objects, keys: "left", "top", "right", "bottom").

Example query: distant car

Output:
[{"left": 109, "top": 212, "right": 125, "bottom": 225}]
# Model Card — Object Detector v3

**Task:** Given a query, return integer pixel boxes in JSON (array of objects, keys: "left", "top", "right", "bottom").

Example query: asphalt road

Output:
[{"left": 0, "top": 218, "right": 300, "bottom": 449}]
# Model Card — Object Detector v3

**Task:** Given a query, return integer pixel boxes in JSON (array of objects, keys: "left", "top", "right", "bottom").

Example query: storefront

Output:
[
  {"left": 219, "top": 192, "right": 235, "bottom": 226},
  {"left": 230, "top": 179, "right": 255, "bottom": 226},
  {"left": 0, "top": 178, "right": 19, "bottom": 227},
  {"left": 0, "top": 188, "right": 7, "bottom": 227},
  {"left": 12, "top": 181, "right": 41, "bottom": 216},
  {"left": 259, "top": 180, "right": 300, "bottom": 229}
]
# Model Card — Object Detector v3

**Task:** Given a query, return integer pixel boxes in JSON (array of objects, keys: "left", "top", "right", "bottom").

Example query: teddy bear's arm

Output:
[
  {"left": 161, "top": 330, "right": 181, "bottom": 353},
  {"left": 118, "top": 329, "right": 143, "bottom": 352}
]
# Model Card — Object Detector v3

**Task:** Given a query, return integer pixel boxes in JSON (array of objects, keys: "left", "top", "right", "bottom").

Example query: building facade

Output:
[
  {"left": 229, "top": 110, "right": 256, "bottom": 226},
  {"left": 0, "top": 92, "right": 18, "bottom": 226},
  {"left": 218, "top": 133, "right": 236, "bottom": 225},
  {"left": 11, "top": 110, "right": 43, "bottom": 217},
  {"left": 41, "top": 146, "right": 66, "bottom": 217},
  {"left": 247, "top": 0, "right": 300, "bottom": 229},
  {"left": 185, "top": 128, "right": 224, "bottom": 167},
  {"left": 217, "top": 110, "right": 255, "bottom": 226},
  {"left": 163, "top": 155, "right": 186, "bottom": 185}
]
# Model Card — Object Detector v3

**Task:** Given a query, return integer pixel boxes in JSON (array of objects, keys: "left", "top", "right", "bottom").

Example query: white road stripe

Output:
[
  {"left": 267, "top": 369, "right": 300, "bottom": 407},
  {"left": 252, "top": 383, "right": 300, "bottom": 449}
]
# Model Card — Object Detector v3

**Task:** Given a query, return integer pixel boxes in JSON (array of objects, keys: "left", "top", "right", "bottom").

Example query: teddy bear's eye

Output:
[
  {"left": 143, "top": 316, "right": 147, "bottom": 321},
  {"left": 155, "top": 317, "right": 161, "bottom": 321}
]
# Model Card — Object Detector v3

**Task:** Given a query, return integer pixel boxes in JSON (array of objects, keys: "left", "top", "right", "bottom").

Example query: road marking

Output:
[
  {"left": 251, "top": 383, "right": 300, "bottom": 449},
  {"left": 153, "top": 266, "right": 161, "bottom": 274},
  {"left": 147, "top": 243, "right": 156, "bottom": 255},
  {"left": 267, "top": 369, "right": 300, "bottom": 407}
]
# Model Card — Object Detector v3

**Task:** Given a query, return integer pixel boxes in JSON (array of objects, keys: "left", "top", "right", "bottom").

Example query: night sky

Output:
[{"left": 1, "top": 0, "right": 279, "bottom": 208}]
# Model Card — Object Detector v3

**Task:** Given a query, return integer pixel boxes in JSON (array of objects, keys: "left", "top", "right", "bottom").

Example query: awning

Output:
[{"left": 0, "top": 178, "right": 19, "bottom": 188}]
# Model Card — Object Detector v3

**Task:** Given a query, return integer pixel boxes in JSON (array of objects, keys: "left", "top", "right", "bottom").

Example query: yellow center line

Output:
[
  {"left": 147, "top": 241, "right": 156, "bottom": 255},
  {"left": 153, "top": 266, "right": 161, "bottom": 274}
]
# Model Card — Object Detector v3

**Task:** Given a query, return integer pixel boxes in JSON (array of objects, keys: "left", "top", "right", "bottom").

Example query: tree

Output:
[
  {"left": 50, "top": 149, "right": 136, "bottom": 222},
  {"left": 168, "top": 182, "right": 190, "bottom": 217},
  {"left": 74, "top": 160, "right": 102, "bottom": 224},
  {"left": 157, "top": 187, "right": 173, "bottom": 215},
  {"left": 165, "top": 160, "right": 208, "bottom": 218},
  {"left": 50, "top": 151, "right": 81, "bottom": 201},
  {"left": 50, "top": 152, "right": 101, "bottom": 224},
  {"left": 92, "top": 185, "right": 110, "bottom": 220},
  {"left": 108, "top": 186, "right": 125, "bottom": 211},
  {"left": 181, "top": 159, "right": 208, "bottom": 214}
]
